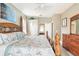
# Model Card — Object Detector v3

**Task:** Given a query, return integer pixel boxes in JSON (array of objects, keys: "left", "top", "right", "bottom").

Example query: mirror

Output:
[
  {"left": 70, "top": 14, "right": 79, "bottom": 34},
  {"left": 71, "top": 19, "right": 79, "bottom": 34}
]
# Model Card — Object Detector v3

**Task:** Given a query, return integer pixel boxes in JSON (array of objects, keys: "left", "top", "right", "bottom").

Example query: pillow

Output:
[
  {"left": 15, "top": 32, "right": 26, "bottom": 40},
  {"left": 1, "top": 34, "right": 10, "bottom": 43},
  {"left": 6, "top": 33, "right": 13, "bottom": 41},
  {"left": 0, "top": 26, "right": 18, "bottom": 33},
  {"left": 2, "top": 27, "right": 5, "bottom": 32},
  {"left": 5, "top": 27, "right": 17, "bottom": 32},
  {"left": 0, "top": 34, "right": 4, "bottom": 44},
  {"left": 1, "top": 33, "right": 17, "bottom": 44},
  {"left": 6, "top": 33, "right": 16, "bottom": 42},
  {"left": 13, "top": 28, "right": 17, "bottom": 31},
  {"left": 12, "top": 33, "right": 18, "bottom": 41},
  {"left": 9, "top": 28, "right": 17, "bottom": 32},
  {"left": 5, "top": 28, "right": 11, "bottom": 32},
  {"left": 0, "top": 32, "right": 26, "bottom": 44}
]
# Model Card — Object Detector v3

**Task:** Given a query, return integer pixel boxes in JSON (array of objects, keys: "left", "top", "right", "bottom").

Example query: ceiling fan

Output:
[
  {"left": 34, "top": 3, "right": 53, "bottom": 17},
  {"left": 35, "top": 3, "right": 53, "bottom": 10}
]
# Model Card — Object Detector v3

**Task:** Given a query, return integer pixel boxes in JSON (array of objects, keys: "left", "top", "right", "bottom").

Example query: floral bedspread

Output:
[{"left": 4, "top": 35, "right": 55, "bottom": 56}]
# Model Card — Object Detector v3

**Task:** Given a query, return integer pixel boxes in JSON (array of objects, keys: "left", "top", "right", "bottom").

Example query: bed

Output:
[{"left": 0, "top": 22, "right": 55, "bottom": 56}]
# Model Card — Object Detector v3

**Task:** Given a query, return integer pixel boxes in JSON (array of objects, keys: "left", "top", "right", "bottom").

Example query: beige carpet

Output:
[{"left": 60, "top": 46, "right": 73, "bottom": 56}]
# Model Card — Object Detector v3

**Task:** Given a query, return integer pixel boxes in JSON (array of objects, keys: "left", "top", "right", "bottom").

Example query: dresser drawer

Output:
[
  {"left": 70, "top": 46, "right": 79, "bottom": 56},
  {"left": 63, "top": 34, "right": 79, "bottom": 56}
]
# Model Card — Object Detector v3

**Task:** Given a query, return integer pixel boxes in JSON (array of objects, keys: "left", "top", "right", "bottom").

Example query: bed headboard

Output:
[{"left": 0, "top": 22, "right": 21, "bottom": 33}]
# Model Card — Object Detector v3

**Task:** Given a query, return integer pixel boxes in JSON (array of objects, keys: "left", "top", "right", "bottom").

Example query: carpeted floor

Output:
[
  {"left": 60, "top": 46, "right": 73, "bottom": 56},
  {"left": 51, "top": 45, "right": 74, "bottom": 56}
]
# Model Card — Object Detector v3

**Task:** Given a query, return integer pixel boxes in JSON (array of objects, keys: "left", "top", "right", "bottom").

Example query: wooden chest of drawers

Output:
[{"left": 63, "top": 34, "right": 79, "bottom": 56}]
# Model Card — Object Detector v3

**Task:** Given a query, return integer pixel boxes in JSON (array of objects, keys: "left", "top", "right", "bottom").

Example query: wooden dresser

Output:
[{"left": 63, "top": 34, "right": 79, "bottom": 56}]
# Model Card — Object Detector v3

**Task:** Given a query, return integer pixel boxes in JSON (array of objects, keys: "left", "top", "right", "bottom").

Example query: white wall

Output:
[
  {"left": 45, "top": 23, "right": 52, "bottom": 39},
  {"left": 38, "top": 17, "right": 52, "bottom": 24},
  {"left": 61, "top": 4, "right": 79, "bottom": 34},
  {"left": 51, "top": 14, "right": 61, "bottom": 41}
]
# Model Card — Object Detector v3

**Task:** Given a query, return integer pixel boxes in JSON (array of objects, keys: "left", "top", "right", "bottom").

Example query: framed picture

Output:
[
  {"left": 1, "top": 3, "right": 16, "bottom": 23},
  {"left": 62, "top": 18, "right": 67, "bottom": 27}
]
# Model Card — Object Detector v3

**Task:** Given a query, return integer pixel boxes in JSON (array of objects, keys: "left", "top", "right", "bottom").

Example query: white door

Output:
[{"left": 28, "top": 20, "right": 38, "bottom": 35}]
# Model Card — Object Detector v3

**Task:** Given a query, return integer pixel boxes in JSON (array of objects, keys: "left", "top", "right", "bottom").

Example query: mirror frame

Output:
[{"left": 70, "top": 14, "right": 79, "bottom": 34}]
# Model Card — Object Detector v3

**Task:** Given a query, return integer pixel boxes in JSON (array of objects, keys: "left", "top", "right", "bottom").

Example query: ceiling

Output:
[{"left": 12, "top": 3, "right": 74, "bottom": 17}]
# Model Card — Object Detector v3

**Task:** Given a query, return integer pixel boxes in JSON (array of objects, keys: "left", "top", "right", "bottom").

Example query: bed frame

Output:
[{"left": 0, "top": 22, "right": 21, "bottom": 33}]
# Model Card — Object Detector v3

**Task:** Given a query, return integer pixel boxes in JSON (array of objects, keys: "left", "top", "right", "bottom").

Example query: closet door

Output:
[{"left": 28, "top": 20, "right": 38, "bottom": 35}]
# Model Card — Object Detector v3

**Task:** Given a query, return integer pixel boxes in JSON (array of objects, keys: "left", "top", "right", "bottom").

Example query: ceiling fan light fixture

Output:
[{"left": 40, "top": 4, "right": 45, "bottom": 8}]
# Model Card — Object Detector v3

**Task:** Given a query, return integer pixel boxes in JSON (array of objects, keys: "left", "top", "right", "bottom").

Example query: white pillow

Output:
[
  {"left": 0, "top": 32, "right": 26, "bottom": 44},
  {"left": 0, "top": 34, "right": 4, "bottom": 44},
  {"left": 1, "top": 33, "right": 16, "bottom": 44},
  {"left": 1, "top": 34, "right": 9, "bottom": 43},
  {"left": 9, "top": 33, "right": 18, "bottom": 41},
  {"left": 6, "top": 33, "right": 14, "bottom": 42},
  {"left": 15, "top": 32, "right": 26, "bottom": 40}
]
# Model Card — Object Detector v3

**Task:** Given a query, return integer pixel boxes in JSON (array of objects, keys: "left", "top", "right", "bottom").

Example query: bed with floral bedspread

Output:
[{"left": 4, "top": 35, "right": 55, "bottom": 56}]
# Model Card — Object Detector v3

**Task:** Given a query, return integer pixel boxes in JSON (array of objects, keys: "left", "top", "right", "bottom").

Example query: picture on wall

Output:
[
  {"left": 0, "top": 3, "right": 16, "bottom": 22},
  {"left": 62, "top": 17, "right": 67, "bottom": 27}
]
